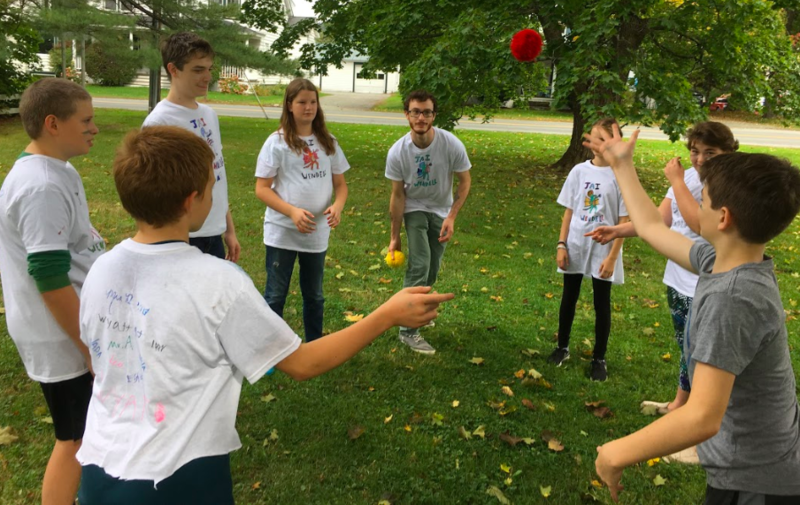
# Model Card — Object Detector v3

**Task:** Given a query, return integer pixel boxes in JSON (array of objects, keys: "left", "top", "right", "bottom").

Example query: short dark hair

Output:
[
  {"left": 161, "top": 32, "right": 215, "bottom": 79},
  {"left": 403, "top": 90, "right": 438, "bottom": 113},
  {"left": 19, "top": 78, "right": 91, "bottom": 139},
  {"left": 114, "top": 126, "right": 214, "bottom": 227},
  {"left": 591, "top": 117, "right": 623, "bottom": 138},
  {"left": 700, "top": 152, "right": 800, "bottom": 244},
  {"left": 686, "top": 121, "right": 739, "bottom": 152}
]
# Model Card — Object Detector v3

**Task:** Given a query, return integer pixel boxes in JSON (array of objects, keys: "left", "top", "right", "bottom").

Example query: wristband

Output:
[
  {"left": 557, "top": 244, "right": 567, "bottom": 251},
  {"left": 557, "top": 240, "right": 567, "bottom": 246}
]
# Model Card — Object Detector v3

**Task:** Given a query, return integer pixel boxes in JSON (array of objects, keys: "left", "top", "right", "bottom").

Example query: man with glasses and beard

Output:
[{"left": 385, "top": 90, "right": 472, "bottom": 354}]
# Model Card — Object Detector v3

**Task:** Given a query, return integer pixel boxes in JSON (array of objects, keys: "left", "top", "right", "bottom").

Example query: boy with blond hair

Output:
[
  {"left": 588, "top": 127, "right": 800, "bottom": 504},
  {"left": 0, "top": 78, "right": 105, "bottom": 504},
  {"left": 76, "top": 126, "right": 452, "bottom": 504}
]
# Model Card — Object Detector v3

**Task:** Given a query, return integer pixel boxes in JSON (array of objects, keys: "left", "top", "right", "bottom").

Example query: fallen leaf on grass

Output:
[
  {"left": 540, "top": 485, "right": 552, "bottom": 498},
  {"left": 431, "top": 413, "right": 444, "bottom": 426},
  {"left": 521, "top": 348, "right": 540, "bottom": 357},
  {"left": 40, "top": 417, "right": 53, "bottom": 424},
  {"left": 377, "top": 277, "right": 393, "bottom": 284},
  {"left": 499, "top": 431, "right": 524, "bottom": 447},
  {"left": 368, "top": 264, "right": 381, "bottom": 271},
  {"left": 404, "top": 425, "right": 412, "bottom": 432},
  {"left": 347, "top": 425, "right": 365, "bottom": 440},
  {"left": 591, "top": 479, "right": 603, "bottom": 489},
  {"left": 500, "top": 463, "right": 512, "bottom": 473},
  {"left": 344, "top": 313, "right": 364, "bottom": 322},
  {"left": 252, "top": 481, "right": 261, "bottom": 490},
  {"left": 451, "top": 400, "right": 460, "bottom": 408},
  {"left": 513, "top": 369, "right": 525, "bottom": 379},
  {"left": 262, "top": 429, "right": 279, "bottom": 446},
  {"left": 584, "top": 401, "right": 613, "bottom": 419},
  {"left": 641, "top": 404, "right": 659, "bottom": 416},
  {"left": 522, "top": 398, "right": 535, "bottom": 410},
  {"left": 501, "top": 386, "right": 514, "bottom": 397},
  {"left": 543, "top": 402, "right": 556, "bottom": 412},
  {"left": 547, "top": 438, "right": 564, "bottom": 452},
  {"left": 458, "top": 426, "right": 472, "bottom": 440},
  {"left": 486, "top": 485, "right": 511, "bottom": 504},
  {"left": 0, "top": 426, "right": 18, "bottom": 446},
  {"left": 487, "top": 400, "right": 505, "bottom": 411},
  {"left": 469, "top": 357, "right": 485, "bottom": 365},
  {"left": 653, "top": 474, "right": 667, "bottom": 486},
  {"left": 642, "top": 327, "right": 655, "bottom": 336},
  {"left": 261, "top": 394, "right": 276, "bottom": 403},
  {"left": 499, "top": 405, "right": 518, "bottom": 416},
  {"left": 661, "top": 352, "right": 672, "bottom": 362},
  {"left": 490, "top": 295, "right": 503, "bottom": 302},
  {"left": 473, "top": 425, "right": 486, "bottom": 439},
  {"left": 335, "top": 272, "right": 345, "bottom": 280},
  {"left": 647, "top": 457, "right": 660, "bottom": 466},
  {"left": 384, "top": 415, "right": 393, "bottom": 424}
]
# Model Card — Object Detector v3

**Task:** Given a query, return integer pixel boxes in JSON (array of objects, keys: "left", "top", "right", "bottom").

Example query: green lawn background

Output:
[{"left": 1, "top": 110, "right": 799, "bottom": 504}]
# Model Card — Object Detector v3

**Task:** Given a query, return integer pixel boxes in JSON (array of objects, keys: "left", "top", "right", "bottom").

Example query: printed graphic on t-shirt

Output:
[
  {"left": 189, "top": 117, "right": 224, "bottom": 181},
  {"left": 580, "top": 182, "right": 605, "bottom": 222},
  {"left": 301, "top": 139, "right": 326, "bottom": 180},
  {"left": 413, "top": 154, "right": 437, "bottom": 187},
  {"left": 87, "top": 227, "right": 106, "bottom": 254}
]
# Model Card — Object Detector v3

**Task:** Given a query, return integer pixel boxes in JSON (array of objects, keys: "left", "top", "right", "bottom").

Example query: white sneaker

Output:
[{"left": 399, "top": 333, "right": 436, "bottom": 354}]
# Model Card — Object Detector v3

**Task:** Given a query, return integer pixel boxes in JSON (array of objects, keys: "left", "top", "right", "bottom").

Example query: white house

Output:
[{"left": 316, "top": 53, "right": 400, "bottom": 94}]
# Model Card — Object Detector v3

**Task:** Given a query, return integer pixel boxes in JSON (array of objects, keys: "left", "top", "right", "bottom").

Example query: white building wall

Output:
[{"left": 319, "top": 62, "right": 356, "bottom": 92}]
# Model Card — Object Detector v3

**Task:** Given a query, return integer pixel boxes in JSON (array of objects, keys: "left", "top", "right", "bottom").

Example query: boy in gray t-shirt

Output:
[{"left": 585, "top": 126, "right": 800, "bottom": 504}]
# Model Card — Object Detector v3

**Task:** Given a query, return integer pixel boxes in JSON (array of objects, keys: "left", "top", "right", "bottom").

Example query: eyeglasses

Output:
[{"left": 408, "top": 109, "right": 435, "bottom": 118}]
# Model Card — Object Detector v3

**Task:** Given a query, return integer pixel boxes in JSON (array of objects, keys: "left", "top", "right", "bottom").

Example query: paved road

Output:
[{"left": 93, "top": 97, "right": 800, "bottom": 149}]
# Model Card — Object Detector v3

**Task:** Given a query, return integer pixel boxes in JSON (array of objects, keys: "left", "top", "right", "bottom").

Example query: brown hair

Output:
[
  {"left": 686, "top": 121, "right": 739, "bottom": 152},
  {"left": 279, "top": 78, "right": 336, "bottom": 156},
  {"left": 114, "top": 126, "right": 214, "bottom": 227},
  {"left": 700, "top": 152, "right": 800, "bottom": 244},
  {"left": 591, "top": 117, "right": 623, "bottom": 138},
  {"left": 403, "top": 90, "right": 438, "bottom": 113},
  {"left": 161, "top": 32, "right": 215, "bottom": 80},
  {"left": 19, "top": 78, "right": 92, "bottom": 139}
]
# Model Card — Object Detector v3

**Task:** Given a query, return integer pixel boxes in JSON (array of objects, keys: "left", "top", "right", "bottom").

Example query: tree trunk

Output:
[
  {"left": 60, "top": 37, "right": 66, "bottom": 79},
  {"left": 80, "top": 36, "right": 86, "bottom": 86},
  {"left": 552, "top": 104, "right": 591, "bottom": 171}
]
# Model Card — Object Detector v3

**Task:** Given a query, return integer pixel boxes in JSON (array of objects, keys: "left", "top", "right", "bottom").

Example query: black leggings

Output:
[{"left": 557, "top": 273, "right": 612, "bottom": 360}]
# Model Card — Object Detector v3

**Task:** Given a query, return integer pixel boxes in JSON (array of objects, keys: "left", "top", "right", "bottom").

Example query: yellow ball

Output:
[{"left": 385, "top": 250, "right": 406, "bottom": 268}]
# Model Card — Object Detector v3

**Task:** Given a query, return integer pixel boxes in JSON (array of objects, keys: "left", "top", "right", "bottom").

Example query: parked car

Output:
[{"left": 709, "top": 95, "right": 729, "bottom": 112}]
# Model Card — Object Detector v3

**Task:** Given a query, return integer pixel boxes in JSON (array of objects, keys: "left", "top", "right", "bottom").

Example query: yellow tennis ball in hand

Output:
[{"left": 385, "top": 250, "right": 406, "bottom": 268}]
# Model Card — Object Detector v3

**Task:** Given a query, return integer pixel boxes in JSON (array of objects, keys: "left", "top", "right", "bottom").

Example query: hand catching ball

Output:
[{"left": 385, "top": 251, "right": 406, "bottom": 268}]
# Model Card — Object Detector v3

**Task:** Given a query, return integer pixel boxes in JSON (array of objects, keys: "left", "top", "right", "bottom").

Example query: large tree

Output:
[
  {"left": 247, "top": 0, "right": 800, "bottom": 169},
  {"left": 0, "top": 0, "right": 40, "bottom": 108}
]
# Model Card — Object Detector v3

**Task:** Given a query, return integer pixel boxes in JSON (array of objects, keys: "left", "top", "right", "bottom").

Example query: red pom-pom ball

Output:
[{"left": 510, "top": 29, "right": 543, "bottom": 62}]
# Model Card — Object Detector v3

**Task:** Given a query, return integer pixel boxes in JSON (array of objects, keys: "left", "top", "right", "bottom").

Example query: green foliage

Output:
[
  {"left": 217, "top": 75, "right": 249, "bottom": 95},
  {"left": 0, "top": 0, "right": 40, "bottom": 105},
  {"left": 253, "top": 83, "right": 288, "bottom": 96},
  {"left": 255, "top": 0, "right": 800, "bottom": 167},
  {"left": 85, "top": 41, "right": 144, "bottom": 86}
]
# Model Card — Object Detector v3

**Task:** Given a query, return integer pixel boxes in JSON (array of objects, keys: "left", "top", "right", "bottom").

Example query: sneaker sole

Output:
[{"left": 409, "top": 348, "right": 436, "bottom": 355}]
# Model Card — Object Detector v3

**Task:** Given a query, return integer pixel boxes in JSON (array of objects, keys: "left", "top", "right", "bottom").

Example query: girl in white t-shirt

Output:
[
  {"left": 589, "top": 122, "right": 738, "bottom": 412},
  {"left": 255, "top": 78, "right": 349, "bottom": 341},
  {"left": 548, "top": 118, "right": 630, "bottom": 382}
]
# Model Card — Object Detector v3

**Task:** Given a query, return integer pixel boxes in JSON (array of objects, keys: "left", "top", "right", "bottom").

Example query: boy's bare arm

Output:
[
  {"left": 439, "top": 170, "right": 471, "bottom": 243},
  {"left": 583, "top": 128, "right": 696, "bottom": 273},
  {"left": 388, "top": 180, "right": 405, "bottom": 257},
  {"left": 276, "top": 287, "right": 454, "bottom": 380},
  {"left": 41, "top": 286, "right": 91, "bottom": 370},
  {"left": 664, "top": 158, "right": 700, "bottom": 234},
  {"left": 557, "top": 208, "right": 572, "bottom": 269},
  {"left": 595, "top": 362, "right": 734, "bottom": 501}
]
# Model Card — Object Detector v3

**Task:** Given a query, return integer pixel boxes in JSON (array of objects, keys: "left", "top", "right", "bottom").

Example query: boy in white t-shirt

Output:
[
  {"left": 142, "top": 32, "right": 240, "bottom": 262},
  {"left": 76, "top": 126, "right": 453, "bottom": 504},
  {"left": 0, "top": 78, "right": 105, "bottom": 504},
  {"left": 385, "top": 90, "right": 472, "bottom": 354}
]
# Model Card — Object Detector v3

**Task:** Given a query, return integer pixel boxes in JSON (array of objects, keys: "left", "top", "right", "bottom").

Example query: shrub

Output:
[
  {"left": 48, "top": 44, "right": 80, "bottom": 83},
  {"left": 85, "top": 42, "right": 143, "bottom": 86},
  {"left": 218, "top": 75, "right": 249, "bottom": 95},
  {"left": 253, "top": 83, "right": 287, "bottom": 97}
]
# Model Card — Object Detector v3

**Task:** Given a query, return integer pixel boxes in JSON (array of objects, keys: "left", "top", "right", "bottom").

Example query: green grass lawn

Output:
[
  {"left": 85, "top": 84, "right": 287, "bottom": 107},
  {"left": 1, "top": 110, "right": 800, "bottom": 504}
]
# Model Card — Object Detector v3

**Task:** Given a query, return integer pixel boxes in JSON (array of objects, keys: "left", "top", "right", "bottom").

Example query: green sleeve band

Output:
[{"left": 27, "top": 250, "right": 72, "bottom": 293}]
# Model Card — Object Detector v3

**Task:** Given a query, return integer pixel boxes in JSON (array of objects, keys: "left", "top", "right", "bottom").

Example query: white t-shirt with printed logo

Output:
[
  {"left": 255, "top": 132, "right": 350, "bottom": 253},
  {"left": 76, "top": 239, "right": 301, "bottom": 483},
  {"left": 143, "top": 100, "right": 229, "bottom": 238},
  {"left": 385, "top": 127, "right": 472, "bottom": 218},
  {"left": 0, "top": 154, "right": 106, "bottom": 382},
  {"left": 556, "top": 160, "right": 628, "bottom": 284}
]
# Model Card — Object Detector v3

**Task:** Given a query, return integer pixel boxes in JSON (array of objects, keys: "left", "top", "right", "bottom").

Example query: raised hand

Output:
[
  {"left": 585, "top": 226, "right": 618, "bottom": 245},
  {"left": 664, "top": 157, "right": 684, "bottom": 184},
  {"left": 583, "top": 124, "right": 640, "bottom": 168}
]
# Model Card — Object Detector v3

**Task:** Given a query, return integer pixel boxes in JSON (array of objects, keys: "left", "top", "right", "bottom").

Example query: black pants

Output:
[
  {"left": 557, "top": 273, "right": 611, "bottom": 360},
  {"left": 705, "top": 484, "right": 800, "bottom": 505}
]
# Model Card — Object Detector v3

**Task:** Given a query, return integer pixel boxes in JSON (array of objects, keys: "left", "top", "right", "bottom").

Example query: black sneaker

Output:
[
  {"left": 547, "top": 347, "right": 570, "bottom": 366},
  {"left": 591, "top": 359, "right": 607, "bottom": 382}
]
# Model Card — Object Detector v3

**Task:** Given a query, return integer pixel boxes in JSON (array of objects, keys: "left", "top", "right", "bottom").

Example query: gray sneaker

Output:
[{"left": 399, "top": 333, "right": 436, "bottom": 354}]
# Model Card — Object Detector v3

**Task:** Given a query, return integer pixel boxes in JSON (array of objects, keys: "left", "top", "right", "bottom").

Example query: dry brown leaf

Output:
[
  {"left": 547, "top": 438, "right": 564, "bottom": 452},
  {"left": 0, "top": 426, "right": 18, "bottom": 446},
  {"left": 522, "top": 398, "right": 536, "bottom": 410},
  {"left": 499, "top": 431, "right": 524, "bottom": 447},
  {"left": 347, "top": 425, "right": 365, "bottom": 440}
]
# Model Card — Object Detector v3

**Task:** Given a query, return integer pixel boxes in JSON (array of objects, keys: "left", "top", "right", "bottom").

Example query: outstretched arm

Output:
[{"left": 583, "top": 127, "right": 695, "bottom": 273}]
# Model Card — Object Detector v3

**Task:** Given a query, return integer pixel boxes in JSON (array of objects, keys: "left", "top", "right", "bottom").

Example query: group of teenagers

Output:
[{"left": 0, "top": 30, "right": 798, "bottom": 504}]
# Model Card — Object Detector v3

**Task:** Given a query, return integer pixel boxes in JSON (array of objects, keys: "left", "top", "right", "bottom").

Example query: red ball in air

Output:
[{"left": 510, "top": 29, "right": 543, "bottom": 62}]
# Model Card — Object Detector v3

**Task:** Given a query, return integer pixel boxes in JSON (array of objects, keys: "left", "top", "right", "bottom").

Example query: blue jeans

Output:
[
  {"left": 264, "top": 246, "right": 326, "bottom": 341},
  {"left": 189, "top": 235, "right": 225, "bottom": 259}
]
